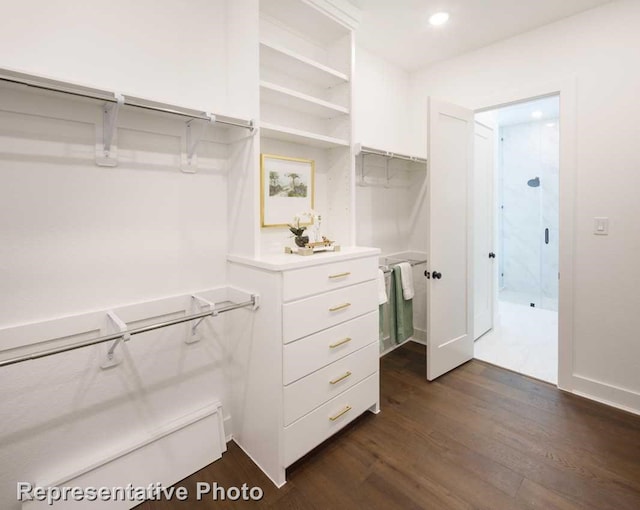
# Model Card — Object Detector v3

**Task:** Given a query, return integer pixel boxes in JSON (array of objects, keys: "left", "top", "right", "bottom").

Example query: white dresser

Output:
[{"left": 227, "top": 247, "right": 380, "bottom": 486}]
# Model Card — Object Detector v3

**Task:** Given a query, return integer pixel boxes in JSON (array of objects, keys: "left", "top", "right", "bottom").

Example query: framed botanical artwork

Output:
[{"left": 260, "top": 154, "right": 315, "bottom": 227}]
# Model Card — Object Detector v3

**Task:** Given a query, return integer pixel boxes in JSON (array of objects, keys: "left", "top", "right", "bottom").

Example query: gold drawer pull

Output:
[
  {"left": 329, "top": 405, "right": 352, "bottom": 422},
  {"left": 329, "top": 302, "right": 351, "bottom": 312},
  {"left": 329, "top": 337, "right": 352, "bottom": 349},
  {"left": 329, "top": 272, "right": 351, "bottom": 279},
  {"left": 330, "top": 371, "right": 352, "bottom": 385}
]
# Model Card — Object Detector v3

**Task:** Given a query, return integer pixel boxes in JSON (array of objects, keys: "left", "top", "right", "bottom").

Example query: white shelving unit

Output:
[
  {"left": 260, "top": 81, "right": 348, "bottom": 119},
  {"left": 259, "top": 0, "right": 353, "bottom": 50},
  {"left": 234, "top": 4, "right": 381, "bottom": 476},
  {"left": 260, "top": 41, "right": 349, "bottom": 89},
  {"left": 261, "top": 122, "right": 349, "bottom": 149},
  {"left": 259, "top": 0, "right": 356, "bottom": 248}
]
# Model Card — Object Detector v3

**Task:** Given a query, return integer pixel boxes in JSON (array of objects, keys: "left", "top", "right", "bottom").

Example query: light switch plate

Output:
[{"left": 594, "top": 217, "right": 609, "bottom": 235}]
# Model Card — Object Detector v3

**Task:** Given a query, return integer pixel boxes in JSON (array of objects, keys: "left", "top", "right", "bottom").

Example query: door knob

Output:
[
  {"left": 424, "top": 270, "right": 430, "bottom": 279},
  {"left": 489, "top": 252, "right": 496, "bottom": 259},
  {"left": 432, "top": 271, "right": 442, "bottom": 279}
]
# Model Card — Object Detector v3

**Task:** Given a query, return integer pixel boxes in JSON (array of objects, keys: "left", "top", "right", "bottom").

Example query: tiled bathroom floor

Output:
[
  {"left": 474, "top": 300, "right": 558, "bottom": 384},
  {"left": 500, "top": 288, "right": 558, "bottom": 311}
]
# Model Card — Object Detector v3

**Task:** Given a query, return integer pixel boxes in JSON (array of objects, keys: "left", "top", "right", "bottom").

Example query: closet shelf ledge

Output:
[
  {"left": 0, "top": 66, "right": 255, "bottom": 132},
  {"left": 261, "top": 122, "right": 349, "bottom": 149},
  {"left": 260, "top": 81, "right": 349, "bottom": 119},
  {"left": 260, "top": 40, "right": 349, "bottom": 88},
  {"left": 355, "top": 143, "right": 428, "bottom": 165}
]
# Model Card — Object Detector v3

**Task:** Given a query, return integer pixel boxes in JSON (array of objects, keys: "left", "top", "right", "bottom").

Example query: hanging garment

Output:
[{"left": 393, "top": 265, "right": 414, "bottom": 343}]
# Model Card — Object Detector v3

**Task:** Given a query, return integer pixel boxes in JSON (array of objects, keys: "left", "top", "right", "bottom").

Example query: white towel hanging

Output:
[
  {"left": 377, "top": 269, "right": 388, "bottom": 305},
  {"left": 397, "top": 262, "right": 414, "bottom": 300}
]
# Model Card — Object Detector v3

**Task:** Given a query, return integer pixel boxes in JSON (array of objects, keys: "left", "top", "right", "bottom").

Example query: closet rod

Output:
[
  {"left": 360, "top": 146, "right": 427, "bottom": 164},
  {"left": 0, "top": 69, "right": 254, "bottom": 131},
  {"left": 0, "top": 296, "right": 257, "bottom": 368}
]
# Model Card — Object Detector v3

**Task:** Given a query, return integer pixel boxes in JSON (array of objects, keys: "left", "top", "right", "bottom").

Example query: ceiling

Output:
[
  {"left": 351, "top": 0, "right": 614, "bottom": 71},
  {"left": 476, "top": 95, "right": 560, "bottom": 127}
]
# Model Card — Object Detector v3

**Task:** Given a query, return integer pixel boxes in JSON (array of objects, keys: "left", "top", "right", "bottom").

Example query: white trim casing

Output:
[
  {"left": 472, "top": 78, "right": 578, "bottom": 397},
  {"left": 471, "top": 79, "right": 640, "bottom": 417}
]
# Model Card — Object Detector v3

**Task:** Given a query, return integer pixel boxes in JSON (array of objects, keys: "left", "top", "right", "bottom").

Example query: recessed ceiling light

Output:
[
  {"left": 429, "top": 12, "right": 450, "bottom": 26},
  {"left": 531, "top": 110, "right": 543, "bottom": 119}
]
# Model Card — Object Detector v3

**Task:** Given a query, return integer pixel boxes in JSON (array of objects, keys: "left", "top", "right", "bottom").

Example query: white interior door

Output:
[
  {"left": 427, "top": 98, "right": 475, "bottom": 381},
  {"left": 473, "top": 121, "right": 495, "bottom": 340}
]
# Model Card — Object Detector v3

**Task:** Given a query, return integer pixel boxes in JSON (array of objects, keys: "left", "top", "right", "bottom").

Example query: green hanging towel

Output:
[
  {"left": 393, "top": 266, "right": 413, "bottom": 343},
  {"left": 380, "top": 274, "right": 397, "bottom": 346}
]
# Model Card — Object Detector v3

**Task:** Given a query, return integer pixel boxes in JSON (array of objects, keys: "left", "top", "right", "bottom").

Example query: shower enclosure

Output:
[{"left": 498, "top": 116, "right": 559, "bottom": 311}]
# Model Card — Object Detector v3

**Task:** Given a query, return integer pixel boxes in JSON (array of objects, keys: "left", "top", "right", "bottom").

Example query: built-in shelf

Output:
[
  {"left": 261, "top": 122, "right": 349, "bottom": 149},
  {"left": 260, "top": 41, "right": 349, "bottom": 89},
  {"left": 260, "top": 81, "right": 348, "bottom": 119},
  {"left": 260, "top": 0, "right": 351, "bottom": 47}
]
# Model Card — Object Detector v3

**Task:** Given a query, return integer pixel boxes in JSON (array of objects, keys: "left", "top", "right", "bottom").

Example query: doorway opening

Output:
[{"left": 474, "top": 95, "right": 559, "bottom": 384}]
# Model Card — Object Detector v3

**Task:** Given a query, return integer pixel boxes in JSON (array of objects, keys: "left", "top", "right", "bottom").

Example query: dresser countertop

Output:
[{"left": 227, "top": 246, "right": 380, "bottom": 272}]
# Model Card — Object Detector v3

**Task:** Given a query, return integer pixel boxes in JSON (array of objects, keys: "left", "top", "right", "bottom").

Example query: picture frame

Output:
[{"left": 260, "top": 154, "right": 315, "bottom": 228}]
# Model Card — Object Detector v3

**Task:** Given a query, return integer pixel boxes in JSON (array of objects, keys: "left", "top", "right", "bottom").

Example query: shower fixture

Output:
[{"left": 527, "top": 177, "right": 540, "bottom": 188}]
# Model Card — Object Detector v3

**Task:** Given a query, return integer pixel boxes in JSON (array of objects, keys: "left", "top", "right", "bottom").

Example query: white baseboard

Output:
[
  {"left": 232, "top": 440, "right": 287, "bottom": 489},
  {"left": 23, "top": 403, "right": 226, "bottom": 509},
  {"left": 571, "top": 374, "right": 640, "bottom": 416},
  {"left": 224, "top": 415, "right": 233, "bottom": 443},
  {"left": 410, "top": 327, "right": 427, "bottom": 346}
]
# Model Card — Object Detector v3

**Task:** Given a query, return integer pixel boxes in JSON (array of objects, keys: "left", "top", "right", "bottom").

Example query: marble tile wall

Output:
[{"left": 499, "top": 119, "right": 559, "bottom": 310}]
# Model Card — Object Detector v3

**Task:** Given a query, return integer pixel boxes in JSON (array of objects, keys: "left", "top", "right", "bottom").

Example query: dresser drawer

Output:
[
  {"left": 282, "top": 280, "right": 378, "bottom": 344},
  {"left": 284, "top": 373, "right": 379, "bottom": 466},
  {"left": 283, "top": 256, "right": 378, "bottom": 302},
  {"left": 284, "top": 343, "right": 378, "bottom": 426},
  {"left": 283, "top": 311, "right": 378, "bottom": 384}
]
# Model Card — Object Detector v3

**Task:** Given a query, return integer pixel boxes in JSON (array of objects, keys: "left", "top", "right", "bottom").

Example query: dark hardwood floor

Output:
[{"left": 137, "top": 342, "right": 640, "bottom": 509}]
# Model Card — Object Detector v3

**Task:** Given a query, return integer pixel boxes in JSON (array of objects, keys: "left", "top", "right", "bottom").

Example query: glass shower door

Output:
[
  {"left": 499, "top": 119, "right": 558, "bottom": 311},
  {"left": 501, "top": 163, "right": 543, "bottom": 308}
]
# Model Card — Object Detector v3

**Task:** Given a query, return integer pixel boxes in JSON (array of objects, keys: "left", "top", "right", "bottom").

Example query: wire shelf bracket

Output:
[
  {"left": 95, "top": 93, "right": 124, "bottom": 167},
  {"left": 101, "top": 311, "right": 129, "bottom": 369},
  {"left": 181, "top": 113, "right": 216, "bottom": 173},
  {"left": 187, "top": 294, "right": 217, "bottom": 344}
]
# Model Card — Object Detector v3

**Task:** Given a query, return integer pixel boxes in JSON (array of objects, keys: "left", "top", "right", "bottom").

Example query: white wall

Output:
[
  {"left": 226, "top": 0, "right": 261, "bottom": 257},
  {"left": 0, "top": 0, "right": 238, "bottom": 115},
  {"left": 354, "top": 46, "right": 420, "bottom": 157},
  {"left": 0, "top": 1, "right": 260, "bottom": 508},
  {"left": 353, "top": 46, "right": 428, "bottom": 345},
  {"left": 354, "top": 45, "right": 427, "bottom": 254},
  {"left": 410, "top": 0, "right": 640, "bottom": 413}
]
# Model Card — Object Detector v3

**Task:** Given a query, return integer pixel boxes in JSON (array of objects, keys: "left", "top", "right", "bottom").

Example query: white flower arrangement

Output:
[
  {"left": 289, "top": 210, "right": 322, "bottom": 242},
  {"left": 292, "top": 210, "right": 320, "bottom": 227}
]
